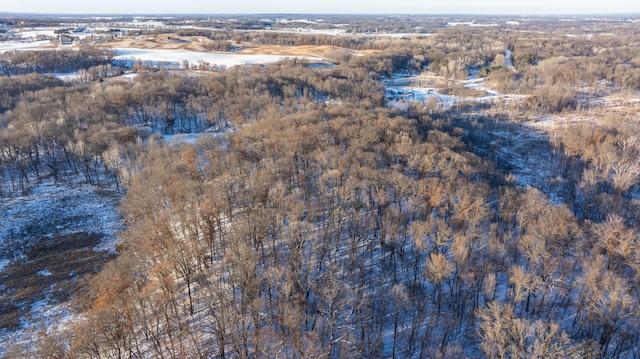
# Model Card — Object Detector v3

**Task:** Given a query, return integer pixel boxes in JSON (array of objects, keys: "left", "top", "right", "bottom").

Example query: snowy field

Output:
[
  {"left": 113, "top": 48, "right": 321, "bottom": 67},
  {"left": 15, "top": 28, "right": 57, "bottom": 39},
  {"left": 259, "top": 28, "right": 347, "bottom": 36},
  {"left": 0, "top": 40, "right": 52, "bottom": 53}
]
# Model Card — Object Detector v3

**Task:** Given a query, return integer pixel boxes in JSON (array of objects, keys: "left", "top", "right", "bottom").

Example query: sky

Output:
[{"left": 2, "top": 0, "right": 640, "bottom": 15}]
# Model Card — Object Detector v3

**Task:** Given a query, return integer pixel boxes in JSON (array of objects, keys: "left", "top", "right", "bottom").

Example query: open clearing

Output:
[
  {"left": 105, "top": 36, "right": 356, "bottom": 67},
  {"left": 112, "top": 48, "right": 295, "bottom": 67},
  {"left": 104, "top": 34, "right": 362, "bottom": 57},
  {"left": 0, "top": 180, "right": 122, "bottom": 356}
]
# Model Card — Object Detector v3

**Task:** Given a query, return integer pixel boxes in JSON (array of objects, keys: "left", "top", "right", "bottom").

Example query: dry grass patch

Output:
[
  {"left": 234, "top": 44, "right": 361, "bottom": 58},
  {"left": 104, "top": 34, "right": 365, "bottom": 59},
  {"left": 439, "top": 85, "right": 490, "bottom": 98},
  {"left": 103, "top": 35, "right": 203, "bottom": 50}
]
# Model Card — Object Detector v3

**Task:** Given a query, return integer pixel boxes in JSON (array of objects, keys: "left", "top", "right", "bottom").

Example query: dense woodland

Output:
[
  {"left": 1, "top": 16, "right": 640, "bottom": 358},
  {"left": 0, "top": 47, "right": 114, "bottom": 76}
]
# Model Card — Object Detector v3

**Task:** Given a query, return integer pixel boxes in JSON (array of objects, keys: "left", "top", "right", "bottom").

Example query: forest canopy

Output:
[{"left": 1, "top": 15, "right": 640, "bottom": 359}]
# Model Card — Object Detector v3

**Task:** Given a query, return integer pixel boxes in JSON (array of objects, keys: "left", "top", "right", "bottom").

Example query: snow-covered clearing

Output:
[
  {"left": 446, "top": 21, "right": 499, "bottom": 27},
  {"left": 0, "top": 179, "right": 123, "bottom": 356},
  {"left": 15, "top": 28, "right": 57, "bottom": 39},
  {"left": 162, "top": 131, "right": 226, "bottom": 145},
  {"left": 113, "top": 47, "right": 318, "bottom": 68},
  {"left": 384, "top": 73, "right": 519, "bottom": 111},
  {"left": 0, "top": 40, "right": 53, "bottom": 53},
  {"left": 0, "top": 180, "right": 122, "bottom": 253},
  {"left": 259, "top": 28, "right": 347, "bottom": 36},
  {"left": 53, "top": 72, "right": 84, "bottom": 81},
  {"left": 384, "top": 74, "right": 456, "bottom": 109}
]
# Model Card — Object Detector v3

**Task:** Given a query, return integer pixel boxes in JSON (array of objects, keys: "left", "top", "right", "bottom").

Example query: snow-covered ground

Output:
[
  {"left": 447, "top": 21, "right": 499, "bottom": 27},
  {"left": 384, "top": 73, "right": 516, "bottom": 111},
  {"left": 259, "top": 28, "right": 347, "bottom": 36},
  {"left": 0, "top": 180, "right": 123, "bottom": 356},
  {"left": 0, "top": 181, "right": 122, "bottom": 253},
  {"left": 53, "top": 72, "right": 84, "bottom": 81},
  {"left": 504, "top": 49, "right": 513, "bottom": 67},
  {"left": 0, "top": 299, "right": 73, "bottom": 357},
  {"left": 113, "top": 48, "right": 321, "bottom": 68},
  {"left": 384, "top": 74, "right": 455, "bottom": 109},
  {"left": 15, "top": 28, "right": 57, "bottom": 39},
  {"left": 162, "top": 131, "right": 226, "bottom": 145},
  {"left": 0, "top": 40, "right": 52, "bottom": 53},
  {"left": 384, "top": 72, "right": 570, "bottom": 202}
]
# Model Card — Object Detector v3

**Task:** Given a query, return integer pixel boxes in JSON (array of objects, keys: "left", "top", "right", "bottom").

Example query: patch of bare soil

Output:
[{"left": 0, "top": 233, "right": 115, "bottom": 331}]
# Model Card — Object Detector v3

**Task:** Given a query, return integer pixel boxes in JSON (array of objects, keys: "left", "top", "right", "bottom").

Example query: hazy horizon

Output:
[{"left": 2, "top": 0, "right": 640, "bottom": 16}]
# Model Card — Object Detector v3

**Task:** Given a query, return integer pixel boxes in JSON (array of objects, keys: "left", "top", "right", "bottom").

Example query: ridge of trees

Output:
[{"left": 0, "top": 46, "right": 115, "bottom": 76}]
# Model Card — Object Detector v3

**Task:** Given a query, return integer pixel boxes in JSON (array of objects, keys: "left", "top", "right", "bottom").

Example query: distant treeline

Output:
[{"left": 0, "top": 46, "right": 114, "bottom": 76}]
